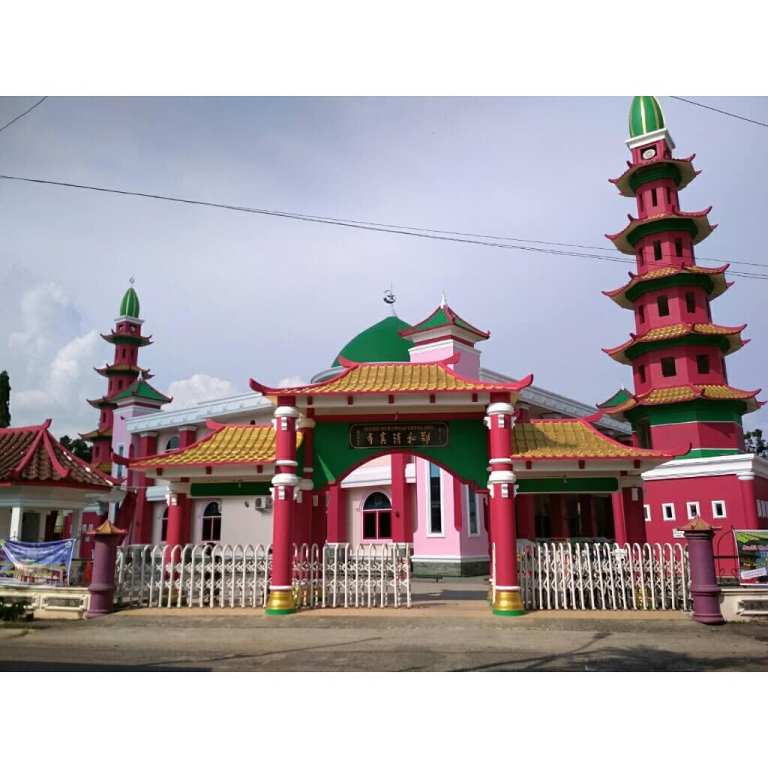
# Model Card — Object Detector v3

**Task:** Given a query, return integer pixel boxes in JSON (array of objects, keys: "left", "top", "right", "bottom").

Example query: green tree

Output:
[
  {"left": 0, "top": 370, "right": 10, "bottom": 428},
  {"left": 744, "top": 429, "right": 768, "bottom": 457},
  {"left": 59, "top": 435, "right": 93, "bottom": 462}
]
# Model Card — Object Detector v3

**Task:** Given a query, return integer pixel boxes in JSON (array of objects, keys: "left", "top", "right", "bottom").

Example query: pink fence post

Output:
[
  {"left": 681, "top": 517, "right": 724, "bottom": 625},
  {"left": 86, "top": 520, "right": 127, "bottom": 618}
]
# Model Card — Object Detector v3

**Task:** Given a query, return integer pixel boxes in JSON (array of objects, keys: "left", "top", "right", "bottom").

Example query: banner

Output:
[
  {"left": 0, "top": 539, "right": 76, "bottom": 586},
  {"left": 734, "top": 530, "right": 768, "bottom": 585}
]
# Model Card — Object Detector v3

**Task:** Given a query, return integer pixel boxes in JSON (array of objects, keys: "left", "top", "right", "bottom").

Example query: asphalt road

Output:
[{"left": 1, "top": 581, "right": 767, "bottom": 671}]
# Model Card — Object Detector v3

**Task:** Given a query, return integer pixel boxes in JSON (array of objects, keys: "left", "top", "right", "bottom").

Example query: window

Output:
[
  {"left": 467, "top": 489, "right": 480, "bottom": 536},
  {"left": 651, "top": 188, "right": 657, "bottom": 207},
  {"left": 636, "top": 418, "right": 652, "bottom": 449},
  {"left": 757, "top": 500, "right": 768, "bottom": 520},
  {"left": 161, "top": 506, "right": 169, "bottom": 542},
  {"left": 165, "top": 436, "right": 180, "bottom": 452},
  {"left": 662, "top": 503, "right": 676, "bottom": 521},
  {"left": 653, "top": 240, "right": 662, "bottom": 260},
  {"left": 661, "top": 357, "right": 677, "bottom": 377},
  {"left": 202, "top": 502, "right": 222, "bottom": 542},
  {"left": 638, "top": 364, "right": 646, "bottom": 383},
  {"left": 116, "top": 444, "right": 124, "bottom": 479},
  {"left": 638, "top": 304, "right": 645, "bottom": 323},
  {"left": 687, "top": 501, "right": 701, "bottom": 519},
  {"left": 675, "top": 238, "right": 683, "bottom": 258},
  {"left": 696, "top": 354, "right": 710, "bottom": 375},
  {"left": 712, "top": 500, "right": 727, "bottom": 519},
  {"left": 644, "top": 504, "right": 651, "bottom": 522},
  {"left": 686, "top": 292, "right": 696, "bottom": 313},
  {"left": 657, "top": 295, "right": 670, "bottom": 316},
  {"left": 428, "top": 463, "right": 443, "bottom": 535},
  {"left": 362, "top": 492, "right": 392, "bottom": 540}
]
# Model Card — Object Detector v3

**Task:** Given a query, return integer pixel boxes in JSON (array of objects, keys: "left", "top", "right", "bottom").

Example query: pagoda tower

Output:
[
  {"left": 600, "top": 96, "right": 761, "bottom": 457},
  {"left": 81, "top": 282, "right": 161, "bottom": 473}
]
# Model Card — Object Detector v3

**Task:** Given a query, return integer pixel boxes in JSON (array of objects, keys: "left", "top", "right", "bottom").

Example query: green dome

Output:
[
  {"left": 332, "top": 315, "right": 413, "bottom": 367},
  {"left": 119, "top": 286, "right": 140, "bottom": 318},
  {"left": 629, "top": 96, "right": 666, "bottom": 138}
]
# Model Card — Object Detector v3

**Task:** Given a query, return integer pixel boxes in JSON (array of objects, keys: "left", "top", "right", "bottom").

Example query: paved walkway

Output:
[{"left": 1, "top": 579, "right": 766, "bottom": 671}]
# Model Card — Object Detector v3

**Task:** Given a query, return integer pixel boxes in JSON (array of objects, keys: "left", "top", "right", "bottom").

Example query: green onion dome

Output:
[
  {"left": 629, "top": 96, "right": 666, "bottom": 138},
  {"left": 332, "top": 315, "right": 413, "bottom": 367},
  {"left": 119, "top": 286, "right": 140, "bottom": 318}
]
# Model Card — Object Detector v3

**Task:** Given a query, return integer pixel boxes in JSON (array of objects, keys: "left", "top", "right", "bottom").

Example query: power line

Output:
[
  {"left": 0, "top": 97, "right": 48, "bottom": 136},
  {"left": 671, "top": 96, "right": 768, "bottom": 130},
  {"left": 2, "top": 171, "right": 768, "bottom": 280}
]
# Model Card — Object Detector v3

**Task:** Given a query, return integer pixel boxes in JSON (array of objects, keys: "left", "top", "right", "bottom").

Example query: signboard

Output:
[
  {"left": 733, "top": 530, "right": 768, "bottom": 585},
  {"left": 0, "top": 539, "right": 75, "bottom": 586},
  {"left": 349, "top": 422, "right": 448, "bottom": 449}
]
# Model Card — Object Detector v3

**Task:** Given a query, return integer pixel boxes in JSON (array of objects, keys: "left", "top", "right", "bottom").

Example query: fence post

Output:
[
  {"left": 681, "top": 518, "right": 724, "bottom": 625},
  {"left": 86, "top": 520, "right": 127, "bottom": 618}
]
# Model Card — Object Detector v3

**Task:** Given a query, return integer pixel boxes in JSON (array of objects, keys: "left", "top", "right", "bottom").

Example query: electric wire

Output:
[
  {"left": 2, "top": 171, "right": 768, "bottom": 280},
  {"left": 671, "top": 96, "right": 768, "bottom": 130},
  {"left": 0, "top": 97, "right": 48, "bottom": 135}
]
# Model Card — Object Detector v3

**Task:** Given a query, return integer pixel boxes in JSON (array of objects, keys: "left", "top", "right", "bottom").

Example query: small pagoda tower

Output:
[
  {"left": 599, "top": 96, "right": 761, "bottom": 457},
  {"left": 81, "top": 282, "right": 168, "bottom": 473}
]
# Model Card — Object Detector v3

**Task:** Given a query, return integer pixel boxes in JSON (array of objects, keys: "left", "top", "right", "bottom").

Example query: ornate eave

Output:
[
  {"left": 603, "top": 322, "right": 748, "bottom": 365},
  {"left": 606, "top": 208, "right": 716, "bottom": 255},
  {"left": 95, "top": 363, "right": 152, "bottom": 379},
  {"left": 79, "top": 427, "right": 113, "bottom": 442},
  {"left": 100, "top": 330, "right": 153, "bottom": 347},
  {"left": 603, "top": 264, "right": 731, "bottom": 309},
  {"left": 400, "top": 304, "right": 490, "bottom": 342},
  {"left": 609, "top": 155, "right": 698, "bottom": 197},
  {"left": 599, "top": 384, "right": 763, "bottom": 417}
]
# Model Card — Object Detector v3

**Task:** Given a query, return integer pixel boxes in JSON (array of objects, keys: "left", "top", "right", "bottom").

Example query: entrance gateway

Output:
[{"left": 132, "top": 321, "right": 672, "bottom": 615}]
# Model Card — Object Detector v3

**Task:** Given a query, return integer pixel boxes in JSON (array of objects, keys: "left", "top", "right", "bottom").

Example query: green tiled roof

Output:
[
  {"left": 120, "top": 286, "right": 140, "bottom": 318},
  {"left": 629, "top": 96, "right": 665, "bottom": 138},
  {"left": 111, "top": 378, "right": 171, "bottom": 404},
  {"left": 332, "top": 315, "right": 413, "bottom": 367}
]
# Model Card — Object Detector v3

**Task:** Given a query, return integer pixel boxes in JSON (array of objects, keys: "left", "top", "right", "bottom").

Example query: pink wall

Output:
[
  {"left": 632, "top": 344, "right": 727, "bottom": 393},
  {"left": 409, "top": 340, "right": 480, "bottom": 378},
  {"left": 650, "top": 420, "right": 743, "bottom": 452}
]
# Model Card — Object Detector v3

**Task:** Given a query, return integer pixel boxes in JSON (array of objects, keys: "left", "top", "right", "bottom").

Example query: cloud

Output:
[
  {"left": 277, "top": 375, "right": 306, "bottom": 388},
  {"left": 164, "top": 373, "right": 237, "bottom": 410}
]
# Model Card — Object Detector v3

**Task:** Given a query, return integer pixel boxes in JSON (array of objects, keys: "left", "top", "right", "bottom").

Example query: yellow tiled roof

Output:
[
  {"left": 601, "top": 384, "right": 762, "bottom": 414},
  {"left": 134, "top": 425, "right": 301, "bottom": 468},
  {"left": 510, "top": 420, "right": 669, "bottom": 459},
  {"left": 253, "top": 361, "right": 530, "bottom": 396}
]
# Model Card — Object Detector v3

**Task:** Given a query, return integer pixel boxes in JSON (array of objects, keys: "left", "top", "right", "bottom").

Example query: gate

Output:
[
  {"left": 114, "top": 542, "right": 412, "bottom": 610},
  {"left": 492, "top": 542, "right": 690, "bottom": 611}
]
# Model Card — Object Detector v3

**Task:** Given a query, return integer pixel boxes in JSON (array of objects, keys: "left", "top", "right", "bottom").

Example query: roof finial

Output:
[
  {"left": 440, "top": 290, "right": 447, "bottom": 308},
  {"left": 383, "top": 286, "right": 396, "bottom": 316},
  {"left": 129, "top": 275, "right": 135, "bottom": 286}
]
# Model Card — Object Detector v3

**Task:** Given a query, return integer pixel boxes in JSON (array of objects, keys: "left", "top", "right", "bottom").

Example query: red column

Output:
[
  {"left": 293, "top": 417, "right": 315, "bottom": 546},
  {"left": 580, "top": 495, "right": 595, "bottom": 538},
  {"left": 267, "top": 400, "right": 300, "bottom": 615},
  {"left": 551, "top": 495, "right": 568, "bottom": 538},
  {"left": 516, "top": 495, "right": 535, "bottom": 539},
  {"left": 391, "top": 454, "right": 411, "bottom": 542},
  {"left": 133, "top": 431, "right": 157, "bottom": 544},
  {"left": 326, "top": 483, "right": 347, "bottom": 543},
  {"left": 487, "top": 398, "right": 524, "bottom": 616},
  {"left": 611, "top": 490, "right": 628, "bottom": 545},
  {"left": 165, "top": 489, "right": 190, "bottom": 550},
  {"left": 178, "top": 426, "right": 197, "bottom": 448}
]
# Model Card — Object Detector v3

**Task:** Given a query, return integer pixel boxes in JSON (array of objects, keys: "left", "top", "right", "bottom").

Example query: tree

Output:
[
  {"left": 744, "top": 429, "right": 768, "bottom": 457},
  {"left": 0, "top": 370, "right": 10, "bottom": 428},
  {"left": 59, "top": 435, "right": 93, "bottom": 462}
]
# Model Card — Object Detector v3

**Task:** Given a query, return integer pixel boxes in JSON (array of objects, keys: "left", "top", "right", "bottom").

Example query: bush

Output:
[{"left": 0, "top": 597, "right": 30, "bottom": 622}]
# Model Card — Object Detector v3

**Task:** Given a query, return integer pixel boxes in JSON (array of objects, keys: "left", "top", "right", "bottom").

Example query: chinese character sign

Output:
[
  {"left": 349, "top": 423, "right": 449, "bottom": 449},
  {"left": 734, "top": 530, "right": 768, "bottom": 585}
]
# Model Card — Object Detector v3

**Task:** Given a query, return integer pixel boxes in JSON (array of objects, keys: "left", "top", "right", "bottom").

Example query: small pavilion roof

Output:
[
  {"left": 599, "top": 384, "right": 763, "bottom": 416},
  {"left": 100, "top": 329, "right": 153, "bottom": 347},
  {"left": 510, "top": 419, "right": 672, "bottom": 461},
  {"left": 110, "top": 378, "right": 172, "bottom": 405},
  {"left": 79, "top": 427, "right": 113, "bottom": 442},
  {"left": 603, "top": 264, "right": 730, "bottom": 309},
  {"left": 603, "top": 322, "right": 747, "bottom": 365},
  {"left": 132, "top": 422, "right": 302, "bottom": 470},
  {"left": 400, "top": 303, "right": 490, "bottom": 341},
  {"left": 609, "top": 155, "right": 699, "bottom": 197},
  {"left": 250, "top": 356, "right": 532, "bottom": 398},
  {"left": 606, "top": 209, "right": 716, "bottom": 255},
  {"left": 0, "top": 421, "right": 113, "bottom": 489},
  {"left": 95, "top": 362, "right": 152, "bottom": 379}
]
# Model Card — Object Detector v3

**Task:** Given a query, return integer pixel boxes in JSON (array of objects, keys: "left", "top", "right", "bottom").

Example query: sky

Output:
[{"left": 1, "top": 96, "right": 767, "bottom": 438}]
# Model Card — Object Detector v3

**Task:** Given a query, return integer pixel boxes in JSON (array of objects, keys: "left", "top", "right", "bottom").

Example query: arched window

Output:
[
  {"left": 160, "top": 506, "right": 169, "bottom": 542},
  {"left": 165, "top": 436, "right": 180, "bottom": 452},
  {"left": 362, "top": 492, "right": 392, "bottom": 541},
  {"left": 202, "top": 502, "right": 222, "bottom": 542}
]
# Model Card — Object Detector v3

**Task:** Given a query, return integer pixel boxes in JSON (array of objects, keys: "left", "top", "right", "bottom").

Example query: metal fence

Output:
[
  {"left": 501, "top": 541, "right": 690, "bottom": 611},
  {"left": 114, "top": 542, "right": 412, "bottom": 610}
]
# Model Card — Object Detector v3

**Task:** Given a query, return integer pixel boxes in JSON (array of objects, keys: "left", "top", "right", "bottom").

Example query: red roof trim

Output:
[{"left": 605, "top": 207, "right": 714, "bottom": 243}]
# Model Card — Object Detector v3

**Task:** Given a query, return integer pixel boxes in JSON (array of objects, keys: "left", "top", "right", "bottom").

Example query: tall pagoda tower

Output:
[
  {"left": 599, "top": 97, "right": 767, "bottom": 554},
  {"left": 81, "top": 282, "right": 168, "bottom": 473}
]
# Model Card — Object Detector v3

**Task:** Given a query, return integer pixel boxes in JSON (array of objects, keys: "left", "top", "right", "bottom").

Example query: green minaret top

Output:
[
  {"left": 628, "top": 96, "right": 666, "bottom": 139},
  {"left": 119, "top": 282, "right": 140, "bottom": 318}
]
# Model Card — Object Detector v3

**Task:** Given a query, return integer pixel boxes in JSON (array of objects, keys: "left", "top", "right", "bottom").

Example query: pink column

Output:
[
  {"left": 391, "top": 453, "right": 411, "bottom": 542},
  {"left": 611, "top": 490, "right": 628, "bottom": 545},
  {"left": 739, "top": 474, "right": 759, "bottom": 528},
  {"left": 682, "top": 518, "right": 724, "bottom": 625},
  {"left": 487, "top": 397, "right": 524, "bottom": 616},
  {"left": 326, "top": 483, "right": 347, "bottom": 543},
  {"left": 267, "top": 400, "right": 300, "bottom": 615},
  {"left": 86, "top": 520, "right": 127, "bottom": 617}
]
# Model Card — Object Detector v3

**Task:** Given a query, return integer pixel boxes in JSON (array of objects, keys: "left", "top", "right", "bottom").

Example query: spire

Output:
[
  {"left": 626, "top": 96, "right": 674, "bottom": 150},
  {"left": 119, "top": 278, "right": 140, "bottom": 319}
]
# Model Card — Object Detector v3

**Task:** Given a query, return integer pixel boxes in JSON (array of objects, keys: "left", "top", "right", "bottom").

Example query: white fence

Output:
[
  {"left": 500, "top": 542, "right": 690, "bottom": 611},
  {"left": 114, "top": 542, "right": 412, "bottom": 610}
]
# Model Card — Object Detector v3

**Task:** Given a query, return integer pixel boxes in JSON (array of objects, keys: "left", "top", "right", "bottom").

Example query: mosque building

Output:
[{"left": 74, "top": 96, "right": 768, "bottom": 600}]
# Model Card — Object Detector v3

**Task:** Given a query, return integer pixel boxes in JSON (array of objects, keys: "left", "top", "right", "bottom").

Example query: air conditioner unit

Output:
[{"left": 254, "top": 496, "right": 273, "bottom": 511}]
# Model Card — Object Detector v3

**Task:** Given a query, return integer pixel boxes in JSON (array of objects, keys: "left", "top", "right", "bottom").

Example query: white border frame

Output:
[
  {"left": 643, "top": 503, "right": 651, "bottom": 522},
  {"left": 686, "top": 501, "right": 701, "bottom": 520},
  {"left": 661, "top": 502, "right": 676, "bottom": 522},
  {"left": 711, "top": 499, "right": 727, "bottom": 519},
  {"left": 425, "top": 461, "right": 444, "bottom": 538},
  {"left": 465, "top": 485, "right": 481, "bottom": 537}
]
